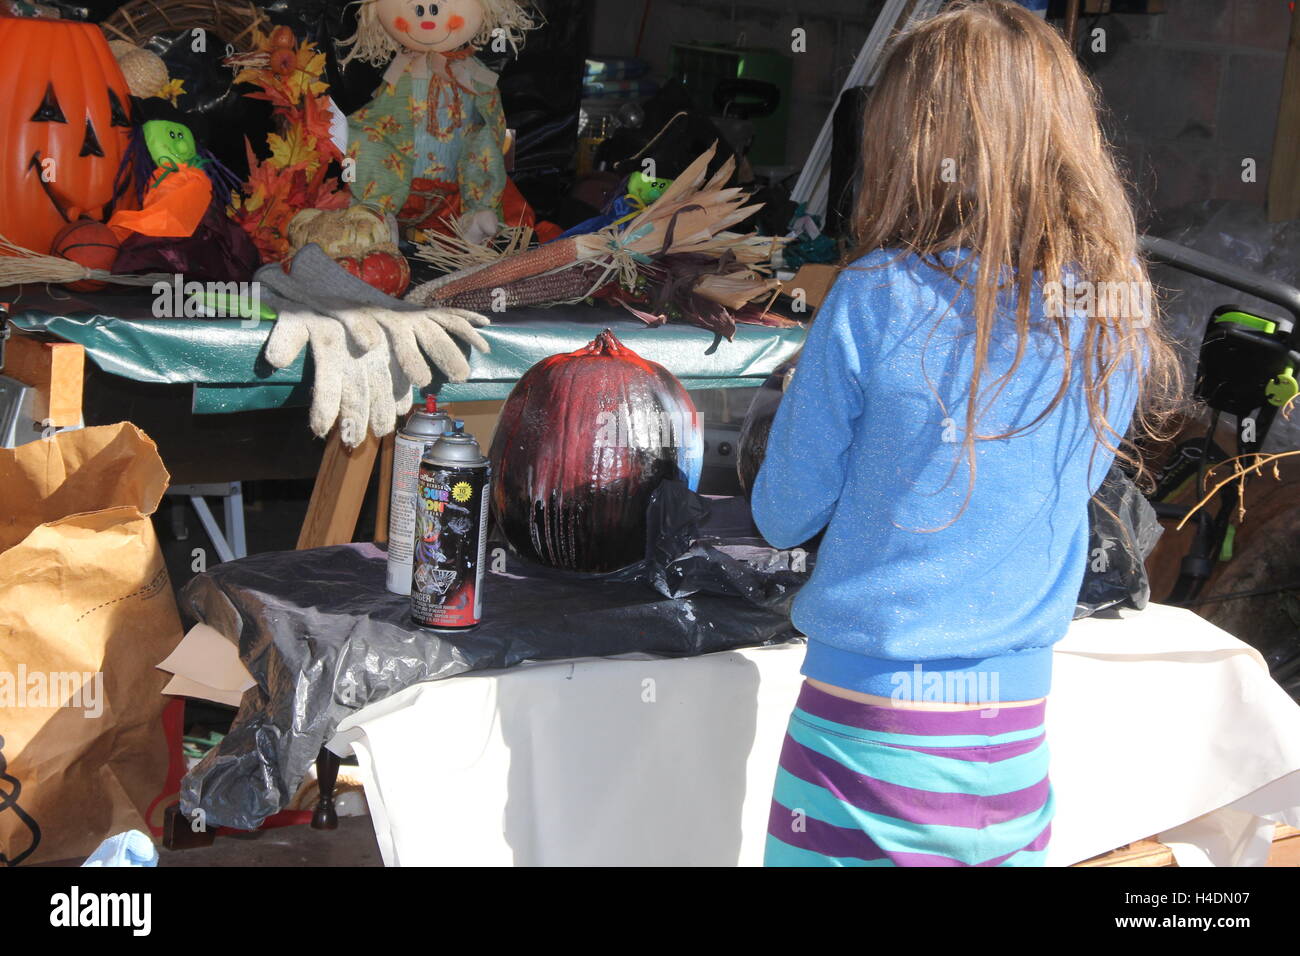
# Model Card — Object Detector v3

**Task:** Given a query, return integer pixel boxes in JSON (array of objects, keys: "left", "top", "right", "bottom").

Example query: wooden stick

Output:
[
  {"left": 373, "top": 431, "right": 396, "bottom": 546},
  {"left": 1175, "top": 449, "right": 1300, "bottom": 531},
  {"left": 1269, "top": 4, "right": 1300, "bottom": 221},
  {"left": 3, "top": 332, "right": 84, "bottom": 427},
  {"left": 297, "top": 428, "right": 381, "bottom": 550}
]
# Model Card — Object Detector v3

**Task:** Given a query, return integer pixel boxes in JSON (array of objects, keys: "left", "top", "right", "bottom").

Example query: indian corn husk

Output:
[
  {"left": 411, "top": 142, "right": 782, "bottom": 305},
  {"left": 692, "top": 272, "right": 783, "bottom": 310},
  {"left": 424, "top": 263, "right": 608, "bottom": 312},
  {"left": 422, "top": 237, "right": 581, "bottom": 302}
]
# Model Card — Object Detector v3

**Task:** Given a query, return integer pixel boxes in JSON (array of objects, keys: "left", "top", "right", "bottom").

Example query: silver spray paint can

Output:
[{"left": 385, "top": 396, "right": 450, "bottom": 594}]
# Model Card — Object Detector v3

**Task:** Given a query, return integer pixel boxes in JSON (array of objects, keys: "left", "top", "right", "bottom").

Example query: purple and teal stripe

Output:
[{"left": 765, "top": 682, "right": 1053, "bottom": 867}]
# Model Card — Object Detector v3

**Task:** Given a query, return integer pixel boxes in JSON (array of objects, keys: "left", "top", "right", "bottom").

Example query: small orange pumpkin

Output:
[{"left": 0, "top": 18, "right": 137, "bottom": 255}]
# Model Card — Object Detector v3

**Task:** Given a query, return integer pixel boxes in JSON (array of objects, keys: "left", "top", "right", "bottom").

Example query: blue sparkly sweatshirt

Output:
[{"left": 751, "top": 249, "right": 1141, "bottom": 702}]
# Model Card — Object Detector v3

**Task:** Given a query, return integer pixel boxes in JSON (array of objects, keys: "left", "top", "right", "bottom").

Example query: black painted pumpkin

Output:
[
  {"left": 737, "top": 359, "right": 796, "bottom": 497},
  {"left": 489, "top": 330, "right": 704, "bottom": 573}
]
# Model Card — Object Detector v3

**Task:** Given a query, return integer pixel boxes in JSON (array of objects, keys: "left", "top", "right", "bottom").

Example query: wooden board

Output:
[
  {"left": 783, "top": 264, "right": 840, "bottom": 312},
  {"left": 296, "top": 429, "right": 380, "bottom": 550},
  {"left": 1073, "top": 837, "right": 1174, "bottom": 867},
  {"left": 1074, "top": 825, "right": 1300, "bottom": 867},
  {"left": 1268, "top": 5, "right": 1300, "bottom": 222},
  {"left": 298, "top": 405, "right": 501, "bottom": 553},
  {"left": 445, "top": 399, "right": 505, "bottom": 449},
  {"left": 373, "top": 431, "right": 395, "bottom": 546},
  {"left": 3, "top": 331, "right": 84, "bottom": 426}
]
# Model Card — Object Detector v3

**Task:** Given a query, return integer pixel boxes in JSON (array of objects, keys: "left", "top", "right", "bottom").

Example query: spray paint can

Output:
[
  {"left": 411, "top": 420, "right": 491, "bottom": 630},
  {"left": 385, "top": 396, "right": 450, "bottom": 594}
]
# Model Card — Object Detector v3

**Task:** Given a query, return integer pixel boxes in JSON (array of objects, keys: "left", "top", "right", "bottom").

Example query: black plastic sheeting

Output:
[
  {"left": 179, "top": 482, "right": 811, "bottom": 830},
  {"left": 1074, "top": 464, "right": 1164, "bottom": 618}
]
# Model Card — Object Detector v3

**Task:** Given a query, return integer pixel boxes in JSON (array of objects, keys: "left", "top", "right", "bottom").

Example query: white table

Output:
[{"left": 329, "top": 603, "right": 1300, "bottom": 866}]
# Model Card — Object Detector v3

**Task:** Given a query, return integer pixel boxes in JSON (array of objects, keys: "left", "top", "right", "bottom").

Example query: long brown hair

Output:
[{"left": 848, "top": 0, "right": 1182, "bottom": 512}]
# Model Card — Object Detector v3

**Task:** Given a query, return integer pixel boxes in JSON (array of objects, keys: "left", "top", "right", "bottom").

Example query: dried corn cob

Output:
[
  {"left": 424, "top": 237, "right": 581, "bottom": 301},
  {"left": 430, "top": 264, "right": 607, "bottom": 312}
]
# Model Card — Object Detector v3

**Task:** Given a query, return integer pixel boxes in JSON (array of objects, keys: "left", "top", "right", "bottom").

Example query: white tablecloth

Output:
[{"left": 329, "top": 603, "right": 1300, "bottom": 866}]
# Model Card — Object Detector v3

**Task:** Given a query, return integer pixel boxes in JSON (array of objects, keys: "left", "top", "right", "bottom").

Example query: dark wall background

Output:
[
  {"left": 587, "top": 0, "right": 1293, "bottom": 230},
  {"left": 50, "top": 0, "right": 586, "bottom": 219}
]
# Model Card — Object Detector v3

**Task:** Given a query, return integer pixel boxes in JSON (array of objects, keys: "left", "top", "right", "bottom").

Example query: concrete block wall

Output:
[{"left": 1082, "top": 0, "right": 1292, "bottom": 229}]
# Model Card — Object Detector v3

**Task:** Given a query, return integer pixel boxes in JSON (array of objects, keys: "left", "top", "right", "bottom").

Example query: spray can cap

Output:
[
  {"left": 424, "top": 419, "right": 486, "bottom": 465},
  {"left": 425, "top": 395, "right": 438, "bottom": 414}
]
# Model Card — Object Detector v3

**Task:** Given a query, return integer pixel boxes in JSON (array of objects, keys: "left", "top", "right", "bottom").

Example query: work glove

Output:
[
  {"left": 257, "top": 245, "right": 492, "bottom": 446},
  {"left": 339, "top": 305, "right": 491, "bottom": 391},
  {"left": 262, "top": 310, "right": 365, "bottom": 442}
]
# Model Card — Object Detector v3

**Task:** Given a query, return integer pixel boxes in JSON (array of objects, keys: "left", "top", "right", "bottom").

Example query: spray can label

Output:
[
  {"left": 412, "top": 462, "right": 490, "bottom": 629},
  {"left": 386, "top": 431, "right": 433, "bottom": 594}
]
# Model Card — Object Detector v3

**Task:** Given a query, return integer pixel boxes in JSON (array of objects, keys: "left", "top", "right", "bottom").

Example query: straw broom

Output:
[{"left": 0, "top": 234, "right": 173, "bottom": 289}]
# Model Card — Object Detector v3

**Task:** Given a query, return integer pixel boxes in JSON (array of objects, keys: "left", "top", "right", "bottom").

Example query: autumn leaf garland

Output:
[{"left": 227, "top": 29, "right": 349, "bottom": 263}]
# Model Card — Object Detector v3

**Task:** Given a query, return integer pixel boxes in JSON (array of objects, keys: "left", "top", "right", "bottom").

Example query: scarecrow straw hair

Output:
[{"left": 339, "top": 0, "right": 538, "bottom": 68}]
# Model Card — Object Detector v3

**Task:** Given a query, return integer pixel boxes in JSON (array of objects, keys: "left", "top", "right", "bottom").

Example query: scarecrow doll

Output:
[{"left": 338, "top": 0, "right": 538, "bottom": 244}]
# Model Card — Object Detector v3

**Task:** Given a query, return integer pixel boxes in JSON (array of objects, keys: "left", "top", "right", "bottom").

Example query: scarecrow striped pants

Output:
[{"left": 765, "top": 681, "right": 1053, "bottom": 866}]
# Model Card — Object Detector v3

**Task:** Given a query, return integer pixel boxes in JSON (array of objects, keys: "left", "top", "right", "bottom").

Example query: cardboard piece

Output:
[{"left": 157, "top": 623, "right": 255, "bottom": 708}]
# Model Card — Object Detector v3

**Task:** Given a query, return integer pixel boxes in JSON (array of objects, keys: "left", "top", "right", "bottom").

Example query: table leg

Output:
[
  {"left": 297, "top": 428, "right": 380, "bottom": 549},
  {"left": 162, "top": 804, "right": 216, "bottom": 850},
  {"left": 312, "top": 747, "right": 340, "bottom": 830}
]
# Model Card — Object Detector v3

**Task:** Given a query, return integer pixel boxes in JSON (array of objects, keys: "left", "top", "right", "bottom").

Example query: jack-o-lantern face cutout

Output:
[{"left": 0, "top": 18, "right": 136, "bottom": 255}]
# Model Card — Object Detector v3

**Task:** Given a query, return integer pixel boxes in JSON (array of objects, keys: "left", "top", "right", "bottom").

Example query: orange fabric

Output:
[
  {"left": 499, "top": 179, "right": 537, "bottom": 231},
  {"left": 397, "top": 175, "right": 537, "bottom": 237},
  {"left": 533, "top": 220, "right": 564, "bottom": 243},
  {"left": 108, "top": 165, "right": 212, "bottom": 241},
  {"left": 398, "top": 177, "right": 462, "bottom": 232}
]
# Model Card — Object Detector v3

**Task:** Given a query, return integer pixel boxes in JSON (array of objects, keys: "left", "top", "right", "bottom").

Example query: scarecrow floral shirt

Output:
[{"left": 347, "top": 53, "right": 507, "bottom": 219}]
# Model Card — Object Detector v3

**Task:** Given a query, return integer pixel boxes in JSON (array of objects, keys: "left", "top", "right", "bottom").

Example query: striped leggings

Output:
[{"left": 765, "top": 681, "right": 1053, "bottom": 866}]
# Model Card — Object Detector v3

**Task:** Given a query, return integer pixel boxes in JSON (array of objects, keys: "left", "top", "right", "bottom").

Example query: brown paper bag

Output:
[{"left": 0, "top": 423, "right": 182, "bottom": 866}]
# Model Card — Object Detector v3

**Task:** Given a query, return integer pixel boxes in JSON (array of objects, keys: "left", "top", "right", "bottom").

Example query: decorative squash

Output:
[
  {"left": 0, "top": 18, "right": 136, "bottom": 255},
  {"left": 335, "top": 250, "right": 410, "bottom": 298},
  {"left": 489, "top": 330, "right": 704, "bottom": 573},
  {"left": 285, "top": 205, "right": 410, "bottom": 296}
]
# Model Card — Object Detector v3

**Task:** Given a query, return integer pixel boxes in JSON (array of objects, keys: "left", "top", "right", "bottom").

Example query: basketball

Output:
[{"left": 51, "top": 219, "right": 120, "bottom": 292}]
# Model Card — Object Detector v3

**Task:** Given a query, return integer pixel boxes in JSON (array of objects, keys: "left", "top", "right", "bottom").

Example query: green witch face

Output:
[{"left": 142, "top": 119, "right": 197, "bottom": 167}]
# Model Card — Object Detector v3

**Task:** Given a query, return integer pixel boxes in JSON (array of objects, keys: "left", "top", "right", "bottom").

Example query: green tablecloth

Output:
[{"left": 10, "top": 293, "right": 805, "bottom": 414}]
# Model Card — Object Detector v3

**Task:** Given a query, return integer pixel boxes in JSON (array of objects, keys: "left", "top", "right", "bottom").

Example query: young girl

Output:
[{"left": 753, "top": 0, "right": 1180, "bottom": 867}]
